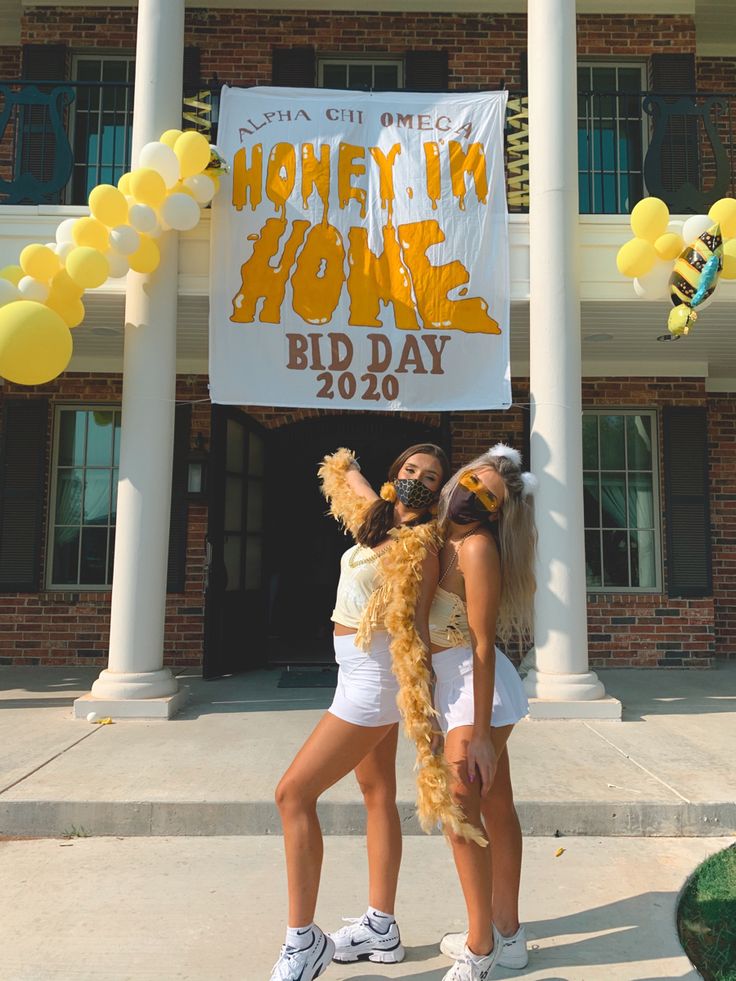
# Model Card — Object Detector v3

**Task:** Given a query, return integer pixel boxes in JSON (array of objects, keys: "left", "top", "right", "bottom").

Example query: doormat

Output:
[{"left": 277, "top": 668, "right": 337, "bottom": 689}]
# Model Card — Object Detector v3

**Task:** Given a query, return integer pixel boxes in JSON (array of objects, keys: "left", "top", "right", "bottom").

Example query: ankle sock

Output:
[
  {"left": 285, "top": 924, "right": 317, "bottom": 950},
  {"left": 366, "top": 906, "right": 395, "bottom": 933}
]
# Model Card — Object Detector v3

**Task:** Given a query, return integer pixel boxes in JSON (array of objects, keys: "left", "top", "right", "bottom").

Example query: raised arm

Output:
[
  {"left": 318, "top": 447, "right": 378, "bottom": 538},
  {"left": 461, "top": 533, "right": 502, "bottom": 797}
]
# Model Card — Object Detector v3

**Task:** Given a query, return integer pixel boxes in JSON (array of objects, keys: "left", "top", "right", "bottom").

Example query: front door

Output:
[
  {"left": 203, "top": 406, "right": 267, "bottom": 678},
  {"left": 267, "top": 414, "right": 448, "bottom": 666}
]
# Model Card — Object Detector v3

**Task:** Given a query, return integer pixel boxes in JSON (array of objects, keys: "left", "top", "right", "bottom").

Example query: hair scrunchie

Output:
[{"left": 380, "top": 482, "right": 398, "bottom": 503}]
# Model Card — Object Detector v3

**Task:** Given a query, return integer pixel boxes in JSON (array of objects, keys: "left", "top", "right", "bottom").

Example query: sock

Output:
[
  {"left": 366, "top": 906, "right": 394, "bottom": 934},
  {"left": 285, "top": 924, "right": 316, "bottom": 950}
]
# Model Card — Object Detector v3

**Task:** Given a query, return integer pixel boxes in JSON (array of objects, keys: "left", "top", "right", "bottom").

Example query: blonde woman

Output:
[{"left": 429, "top": 444, "right": 537, "bottom": 981}]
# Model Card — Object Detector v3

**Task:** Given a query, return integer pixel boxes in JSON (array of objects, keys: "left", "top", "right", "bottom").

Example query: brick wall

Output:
[{"left": 3, "top": 374, "right": 732, "bottom": 669}]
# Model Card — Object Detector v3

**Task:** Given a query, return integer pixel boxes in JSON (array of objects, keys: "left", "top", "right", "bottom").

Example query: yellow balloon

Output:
[
  {"left": 0, "top": 264, "right": 23, "bottom": 286},
  {"left": 654, "top": 232, "right": 684, "bottom": 261},
  {"left": 129, "top": 167, "right": 167, "bottom": 207},
  {"left": 171, "top": 180, "right": 196, "bottom": 198},
  {"left": 127, "top": 235, "right": 160, "bottom": 274},
  {"left": 174, "top": 131, "right": 211, "bottom": 179},
  {"left": 51, "top": 268, "right": 84, "bottom": 302},
  {"left": 630, "top": 198, "right": 670, "bottom": 242},
  {"left": 118, "top": 173, "right": 132, "bottom": 196},
  {"left": 89, "top": 184, "right": 129, "bottom": 227},
  {"left": 709, "top": 198, "right": 736, "bottom": 241},
  {"left": 0, "top": 300, "right": 73, "bottom": 385},
  {"left": 617, "top": 238, "right": 658, "bottom": 278},
  {"left": 72, "top": 217, "right": 109, "bottom": 252},
  {"left": 46, "top": 291, "right": 86, "bottom": 328},
  {"left": 20, "top": 244, "right": 60, "bottom": 282},
  {"left": 721, "top": 239, "right": 736, "bottom": 280},
  {"left": 65, "top": 247, "right": 110, "bottom": 289},
  {"left": 160, "top": 128, "right": 183, "bottom": 149}
]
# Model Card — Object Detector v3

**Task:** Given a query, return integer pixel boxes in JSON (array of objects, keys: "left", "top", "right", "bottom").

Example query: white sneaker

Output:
[
  {"left": 441, "top": 929, "right": 504, "bottom": 981},
  {"left": 269, "top": 926, "right": 335, "bottom": 981},
  {"left": 328, "top": 912, "right": 405, "bottom": 963},
  {"left": 440, "top": 925, "right": 528, "bottom": 969}
]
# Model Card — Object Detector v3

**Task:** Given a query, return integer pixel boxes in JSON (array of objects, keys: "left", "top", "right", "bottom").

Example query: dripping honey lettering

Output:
[{"left": 229, "top": 130, "right": 500, "bottom": 336}]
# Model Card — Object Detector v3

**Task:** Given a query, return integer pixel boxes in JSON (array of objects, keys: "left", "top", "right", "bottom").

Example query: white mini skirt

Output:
[
  {"left": 432, "top": 645, "right": 529, "bottom": 734},
  {"left": 328, "top": 631, "right": 401, "bottom": 728}
]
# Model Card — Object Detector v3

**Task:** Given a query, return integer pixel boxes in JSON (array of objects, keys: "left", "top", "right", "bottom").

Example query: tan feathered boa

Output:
[{"left": 319, "top": 448, "right": 485, "bottom": 846}]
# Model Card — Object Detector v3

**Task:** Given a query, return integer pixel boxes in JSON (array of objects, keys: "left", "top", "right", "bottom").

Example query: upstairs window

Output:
[{"left": 318, "top": 58, "right": 403, "bottom": 91}]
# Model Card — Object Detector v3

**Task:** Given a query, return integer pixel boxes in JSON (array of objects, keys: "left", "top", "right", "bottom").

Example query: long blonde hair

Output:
[{"left": 438, "top": 446, "right": 537, "bottom": 644}]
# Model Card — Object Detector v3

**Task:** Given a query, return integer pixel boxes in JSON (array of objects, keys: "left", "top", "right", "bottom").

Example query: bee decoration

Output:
[{"left": 668, "top": 223, "right": 723, "bottom": 337}]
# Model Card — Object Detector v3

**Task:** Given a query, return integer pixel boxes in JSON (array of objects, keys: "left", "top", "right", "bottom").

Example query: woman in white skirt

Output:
[
  {"left": 270, "top": 443, "right": 450, "bottom": 981},
  {"left": 431, "top": 444, "right": 538, "bottom": 981}
]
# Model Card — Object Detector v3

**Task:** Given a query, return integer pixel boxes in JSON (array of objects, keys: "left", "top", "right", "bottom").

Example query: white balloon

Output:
[
  {"left": 55, "top": 217, "right": 78, "bottom": 245},
  {"left": 666, "top": 220, "right": 684, "bottom": 237},
  {"left": 634, "top": 261, "right": 672, "bottom": 300},
  {"left": 109, "top": 225, "right": 140, "bottom": 255},
  {"left": 44, "top": 242, "right": 58, "bottom": 252},
  {"left": 0, "top": 279, "right": 19, "bottom": 306},
  {"left": 18, "top": 276, "right": 49, "bottom": 302},
  {"left": 56, "top": 241, "right": 75, "bottom": 262},
  {"left": 128, "top": 203, "right": 159, "bottom": 235},
  {"left": 184, "top": 174, "right": 215, "bottom": 205},
  {"left": 105, "top": 250, "right": 130, "bottom": 279},
  {"left": 682, "top": 214, "right": 713, "bottom": 245},
  {"left": 86, "top": 712, "right": 99, "bottom": 723},
  {"left": 160, "top": 192, "right": 201, "bottom": 232},
  {"left": 140, "top": 140, "right": 180, "bottom": 189}
]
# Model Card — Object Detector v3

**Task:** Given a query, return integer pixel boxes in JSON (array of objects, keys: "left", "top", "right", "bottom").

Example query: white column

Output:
[
  {"left": 523, "top": 0, "right": 620, "bottom": 719},
  {"left": 75, "top": 0, "right": 187, "bottom": 719}
]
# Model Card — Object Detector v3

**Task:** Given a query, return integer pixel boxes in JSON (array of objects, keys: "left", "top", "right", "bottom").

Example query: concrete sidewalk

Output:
[
  {"left": 1, "top": 834, "right": 726, "bottom": 980},
  {"left": 1, "top": 663, "right": 735, "bottom": 838}
]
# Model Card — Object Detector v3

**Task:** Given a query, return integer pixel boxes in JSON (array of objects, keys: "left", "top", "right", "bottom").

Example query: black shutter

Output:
[
  {"left": 404, "top": 51, "right": 449, "bottom": 92},
  {"left": 183, "top": 45, "right": 201, "bottom": 97},
  {"left": 649, "top": 54, "right": 698, "bottom": 210},
  {"left": 166, "top": 403, "right": 191, "bottom": 593},
  {"left": 0, "top": 399, "right": 49, "bottom": 592},
  {"left": 19, "top": 44, "right": 68, "bottom": 196},
  {"left": 519, "top": 52, "right": 528, "bottom": 91},
  {"left": 272, "top": 48, "right": 316, "bottom": 87},
  {"left": 663, "top": 407, "right": 712, "bottom": 597}
]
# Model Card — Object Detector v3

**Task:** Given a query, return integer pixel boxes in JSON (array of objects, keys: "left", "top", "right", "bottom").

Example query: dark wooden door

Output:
[
  {"left": 267, "top": 414, "right": 448, "bottom": 666},
  {"left": 203, "top": 407, "right": 268, "bottom": 678}
]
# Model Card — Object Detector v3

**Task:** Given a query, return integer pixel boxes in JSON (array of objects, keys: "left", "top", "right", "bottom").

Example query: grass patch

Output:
[{"left": 678, "top": 843, "right": 736, "bottom": 981}]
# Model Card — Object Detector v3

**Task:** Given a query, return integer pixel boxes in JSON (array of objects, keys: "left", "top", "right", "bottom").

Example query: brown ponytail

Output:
[{"left": 356, "top": 443, "right": 450, "bottom": 548}]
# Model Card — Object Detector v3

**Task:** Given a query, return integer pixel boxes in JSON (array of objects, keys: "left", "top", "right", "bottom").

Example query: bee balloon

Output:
[{"left": 668, "top": 223, "right": 723, "bottom": 336}]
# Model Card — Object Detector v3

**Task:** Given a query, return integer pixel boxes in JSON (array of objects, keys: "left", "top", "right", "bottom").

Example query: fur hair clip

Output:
[
  {"left": 489, "top": 443, "right": 522, "bottom": 468},
  {"left": 521, "top": 472, "right": 539, "bottom": 498}
]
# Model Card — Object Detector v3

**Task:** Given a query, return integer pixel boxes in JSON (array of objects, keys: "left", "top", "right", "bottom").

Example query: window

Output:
[
  {"left": 583, "top": 411, "right": 661, "bottom": 591},
  {"left": 318, "top": 59, "right": 403, "bottom": 91},
  {"left": 48, "top": 408, "right": 121, "bottom": 588},
  {"left": 70, "top": 54, "right": 134, "bottom": 204},
  {"left": 577, "top": 63, "right": 646, "bottom": 214}
]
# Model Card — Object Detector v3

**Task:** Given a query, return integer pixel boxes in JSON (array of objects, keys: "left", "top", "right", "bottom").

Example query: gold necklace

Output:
[
  {"left": 348, "top": 543, "right": 392, "bottom": 569},
  {"left": 438, "top": 528, "right": 478, "bottom": 585}
]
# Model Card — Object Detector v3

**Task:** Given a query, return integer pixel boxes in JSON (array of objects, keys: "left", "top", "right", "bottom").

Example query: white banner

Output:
[{"left": 209, "top": 86, "right": 510, "bottom": 410}]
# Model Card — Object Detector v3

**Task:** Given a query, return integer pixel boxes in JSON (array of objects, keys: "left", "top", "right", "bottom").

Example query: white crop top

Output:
[{"left": 331, "top": 544, "right": 383, "bottom": 629}]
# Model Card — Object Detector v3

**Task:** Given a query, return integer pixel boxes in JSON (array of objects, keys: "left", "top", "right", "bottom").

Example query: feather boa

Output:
[
  {"left": 379, "top": 523, "right": 487, "bottom": 847},
  {"left": 319, "top": 447, "right": 486, "bottom": 846},
  {"left": 318, "top": 447, "right": 372, "bottom": 539}
]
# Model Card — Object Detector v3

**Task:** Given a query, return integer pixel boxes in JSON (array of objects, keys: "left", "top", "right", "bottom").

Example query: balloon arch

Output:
[{"left": 0, "top": 129, "right": 225, "bottom": 386}]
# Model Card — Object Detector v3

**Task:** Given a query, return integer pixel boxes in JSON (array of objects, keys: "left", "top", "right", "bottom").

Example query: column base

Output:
[
  {"left": 90, "top": 667, "right": 179, "bottom": 700},
  {"left": 527, "top": 695, "right": 622, "bottom": 720},
  {"left": 523, "top": 663, "right": 622, "bottom": 719},
  {"left": 73, "top": 687, "right": 188, "bottom": 720}
]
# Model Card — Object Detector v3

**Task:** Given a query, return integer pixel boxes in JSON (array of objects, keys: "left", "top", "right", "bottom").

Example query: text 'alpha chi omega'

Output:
[{"left": 209, "top": 86, "right": 510, "bottom": 411}]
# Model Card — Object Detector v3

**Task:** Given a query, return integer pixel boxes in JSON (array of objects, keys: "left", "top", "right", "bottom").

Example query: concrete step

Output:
[{"left": 2, "top": 798, "right": 735, "bottom": 838}]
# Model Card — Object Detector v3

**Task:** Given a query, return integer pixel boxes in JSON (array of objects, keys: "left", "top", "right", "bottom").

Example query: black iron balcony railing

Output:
[{"left": 0, "top": 81, "right": 734, "bottom": 215}]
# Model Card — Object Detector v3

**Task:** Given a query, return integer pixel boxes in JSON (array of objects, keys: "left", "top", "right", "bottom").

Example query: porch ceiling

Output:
[{"left": 66, "top": 292, "right": 736, "bottom": 386}]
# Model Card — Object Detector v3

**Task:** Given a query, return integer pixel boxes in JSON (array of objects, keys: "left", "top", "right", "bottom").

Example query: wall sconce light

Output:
[{"left": 187, "top": 433, "right": 209, "bottom": 502}]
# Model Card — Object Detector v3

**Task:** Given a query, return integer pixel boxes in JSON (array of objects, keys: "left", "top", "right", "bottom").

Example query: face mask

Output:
[
  {"left": 447, "top": 472, "right": 501, "bottom": 524},
  {"left": 393, "top": 478, "right": 438, "bottom": 510}
]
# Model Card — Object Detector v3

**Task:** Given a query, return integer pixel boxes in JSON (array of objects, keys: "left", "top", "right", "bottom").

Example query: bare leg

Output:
[
  {"left": 443, "top": 724, "right": 514, "bottom": 957},
  {"left": 353, "top": 723, "right": 401, "bottom": 914},
  {"left": 481, "top": 747, "right": 522, "bottom": 937},
  {"left": 275, "top": 711, "right": 395, "bottom": 927}
]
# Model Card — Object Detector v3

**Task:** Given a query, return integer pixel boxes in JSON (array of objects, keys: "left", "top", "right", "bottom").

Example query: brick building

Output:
[{"left": 0, "top": 1, "right": 734, "bottom": 706}]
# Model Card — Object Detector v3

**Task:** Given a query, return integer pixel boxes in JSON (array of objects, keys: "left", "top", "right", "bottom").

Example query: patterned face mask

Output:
[{"left": 393, "top": 478, "right": 438, "bottom": 510}]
